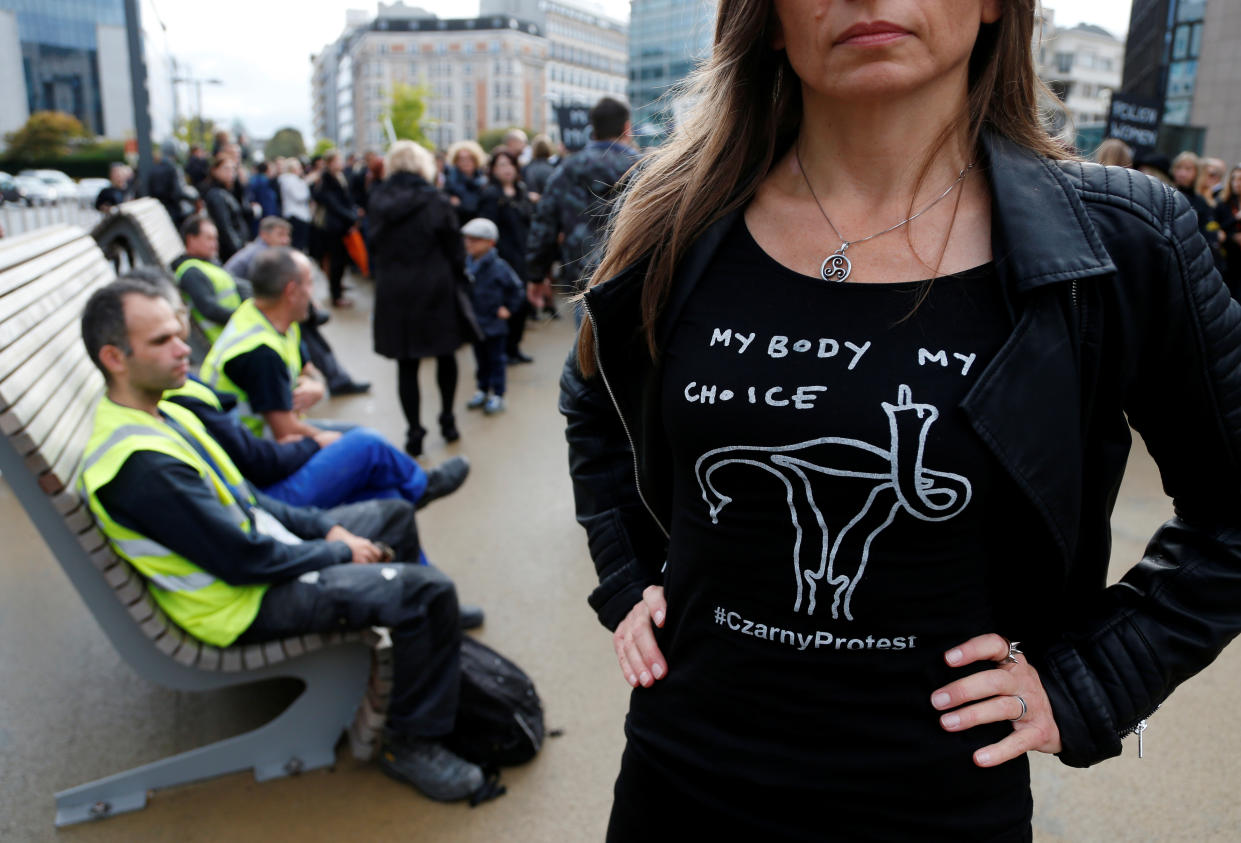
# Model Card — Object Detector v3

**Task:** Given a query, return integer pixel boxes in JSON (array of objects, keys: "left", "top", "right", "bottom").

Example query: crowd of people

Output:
[
  {"left": 134, "top": 97, "right": 637, "bottom": 457},
  {"left": 76, "top": 96, "right": 640, "bottom": 806}
]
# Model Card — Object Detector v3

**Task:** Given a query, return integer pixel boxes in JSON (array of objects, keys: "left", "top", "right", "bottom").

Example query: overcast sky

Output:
[{"left": 145, "top": 0, "right": 1134, "bottom": 142}]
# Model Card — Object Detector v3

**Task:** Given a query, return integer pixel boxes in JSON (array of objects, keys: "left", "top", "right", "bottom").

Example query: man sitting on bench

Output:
[
  {"left": 78, "top": 278, "right": 487, "bottom": 801},
  {"left": 199, "top": 247, "right": 340, "bottom": 440}
]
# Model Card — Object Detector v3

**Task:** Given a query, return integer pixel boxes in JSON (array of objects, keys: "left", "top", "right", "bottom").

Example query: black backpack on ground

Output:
[{"left": 447, "top": 637, "right": 546, "bottom": 770}]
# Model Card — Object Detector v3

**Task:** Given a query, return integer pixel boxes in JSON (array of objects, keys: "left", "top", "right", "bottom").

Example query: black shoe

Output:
[
  {"left": 439, "top": 413, "right": 460, "bottom": 443},
  {"left": 507, "top": 351, "right": 534, "bottom": 365},
  {"left": 330, "top": 380, "right": 371, "bottom": 397},
  {"left": 416, "top": 456, "right": 469, "bottom": 510},
  {"left": 378, "top": 737, "right": 484, "bottom": 802},
  {"left": 405, "top": 429, "right": 425, "bottom": 458},
  {"left": 310, "top": 308, "right": 331, "bottom": 327},
  {"left": 459, "top": 604, "right": 485, "bottom": 630}
]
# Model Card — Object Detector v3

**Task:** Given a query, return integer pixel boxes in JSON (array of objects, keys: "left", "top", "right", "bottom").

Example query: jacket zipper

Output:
[
  {"left": 1117, "top": 704, "right": 1160, "bottom": 759},
  {"left": 581, "top": 297, "right": 671, "bottom": 540}
]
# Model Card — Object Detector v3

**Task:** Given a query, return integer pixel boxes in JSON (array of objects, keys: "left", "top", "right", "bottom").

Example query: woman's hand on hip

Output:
[
  {"left": 613, "top": 585, "right": 668, "bottom": 689},
  {"left": 931, "top": 633, "right": 1062, "bottom": 766}
]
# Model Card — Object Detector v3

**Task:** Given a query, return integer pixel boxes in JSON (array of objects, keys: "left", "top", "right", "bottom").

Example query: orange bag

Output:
[{"left": 342, "top": 228, "right": 369, "bottom": 278}]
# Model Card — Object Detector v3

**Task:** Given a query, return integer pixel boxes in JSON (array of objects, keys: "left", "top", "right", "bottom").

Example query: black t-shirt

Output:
[
  {"left": 223, "top": 346, "right": 294, "bottom": 414},
  {"left": 631, "top": 218, "right": 1030, "bottom": 835}
]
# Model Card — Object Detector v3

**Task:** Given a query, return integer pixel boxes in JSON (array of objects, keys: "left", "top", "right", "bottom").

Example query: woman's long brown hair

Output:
[{"left": 577, "top": 0, "right": 1070, "bottom": 376}]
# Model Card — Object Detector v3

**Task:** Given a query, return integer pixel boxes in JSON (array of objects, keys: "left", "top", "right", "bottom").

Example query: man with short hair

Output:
[
  {"left": 525, "top": 96, "right": 640, "bottom": 300},
  {"left": 95, "top": 162, "right": 130, "bottom": 211},
  {"left": 200, "top": 247, "right": 329, "bottom": 439},
  {"left": 224, "top": 216, "right": 369, "bottom": 397},
  {"left": 78, "top": 278, "right": 486, "bottom": 802},
  {"left": 171, "top": 214, "right": 250, "bottom": 345}
]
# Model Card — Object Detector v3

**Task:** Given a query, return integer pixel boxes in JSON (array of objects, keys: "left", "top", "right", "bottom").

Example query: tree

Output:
[
  {"left": 4, "top": 111, "right": 89, "bottom": 158},
  {"left": 383, "top": 83, "right": 432, "bottom": 148},
  {"left": 174, "top": 115, "right": 217, "bottom": 149},
  {"left": 265, "top": 127, "right": 307, "bottom": 161},
  {"left": 312, "top": 138, "right": 336, "bottom": 157}
]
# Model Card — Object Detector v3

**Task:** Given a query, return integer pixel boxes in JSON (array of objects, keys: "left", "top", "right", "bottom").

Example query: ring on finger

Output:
[
  {"left": 1000, "top": 639, "right": 1022, "bottom": 665},
  {"left": 1009, "top": 695, "right": 1028, "bottom": 722}
]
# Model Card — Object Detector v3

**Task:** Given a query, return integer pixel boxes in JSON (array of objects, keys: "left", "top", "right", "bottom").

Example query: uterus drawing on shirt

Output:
[{"left": 693, "top": 384, "right": 972, "bottom": 621}]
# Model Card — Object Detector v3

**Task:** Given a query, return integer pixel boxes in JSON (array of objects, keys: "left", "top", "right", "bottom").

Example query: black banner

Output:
[
  {"left": 1105, "top": 93, "right": 1162, "bottom": 152},
  {"left": 555, "top": 105, "right": 592, "bottom": 152}
]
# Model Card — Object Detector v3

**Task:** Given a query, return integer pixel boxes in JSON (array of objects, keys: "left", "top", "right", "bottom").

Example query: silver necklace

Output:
[{"left": 795, "top": 144, "right": 974, "bottom": 282}]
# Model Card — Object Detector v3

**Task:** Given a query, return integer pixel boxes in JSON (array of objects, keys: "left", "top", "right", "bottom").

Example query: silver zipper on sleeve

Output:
[
  {"left": 1118, "top": 704, "right": 1160, "bottom": 759},
  {"left": 582, "top": 297, "right": 671, "bottom": 540}
]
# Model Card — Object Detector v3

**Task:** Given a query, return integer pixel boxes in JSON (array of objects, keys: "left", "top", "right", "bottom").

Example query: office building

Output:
[
  {"left": 1035, "top": 8, "right": 1124, "bottom": 132},
  {"left": 482, "top": 0, "right": 627, "bottom": 137},
  {"left": 1120, "top": 0, "right": 1241, "bottom": 163},
  {"left": 311, "top": 3, "right": 548, "bottom": 153},
  {"left": 627, "top": 0, "right": 717, "bottom": 144},
  {"left": 0, "top": 0, "right": 175, "bottom": 143}
]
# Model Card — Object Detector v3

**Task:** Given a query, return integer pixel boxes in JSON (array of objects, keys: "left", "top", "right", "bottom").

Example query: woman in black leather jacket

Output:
[
  {"left": 560, "top": 0, "right": 1241, "bottom": 838},
  {"left": 201, "top": 156, "right": 248, "bottom": 263}
]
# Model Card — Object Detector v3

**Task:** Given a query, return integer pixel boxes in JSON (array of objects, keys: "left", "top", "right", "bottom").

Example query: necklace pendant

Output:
[{"left": 820, "top": 247, "right": 852, "bottom": 283}]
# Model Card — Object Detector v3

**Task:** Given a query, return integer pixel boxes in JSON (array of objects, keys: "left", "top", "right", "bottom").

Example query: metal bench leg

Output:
[{"left": 53, "top": 643, "right": 370, "bottom": 826}]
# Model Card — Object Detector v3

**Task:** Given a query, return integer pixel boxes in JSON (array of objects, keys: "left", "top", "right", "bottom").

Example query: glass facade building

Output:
[
  {"left": 626, "top": 0, "right": 716, "bottom": 145},
  {"left": 0, "top": 0, "right": 174, "bottom": 142},
  {"left": 2, "top": 0, "right": 125, "bottom": 136}
]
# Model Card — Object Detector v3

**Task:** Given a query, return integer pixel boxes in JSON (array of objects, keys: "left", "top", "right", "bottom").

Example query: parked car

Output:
[
  {"left": 18, "top": 169, "right": 75, "bottom": 203},
  {"left": 76, "top": 178, "right": 112, "bottom": 208},
  {"left": 13, "top": 175, "right": 55, "bottom": 204},
  {"left": 0, "top": 171, "right": 22, "bottom": 204}
]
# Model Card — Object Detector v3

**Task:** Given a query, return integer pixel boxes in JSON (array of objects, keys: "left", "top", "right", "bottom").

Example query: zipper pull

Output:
[{"left": 1134, "top": 719, "right": 1148, "bottom": 759}]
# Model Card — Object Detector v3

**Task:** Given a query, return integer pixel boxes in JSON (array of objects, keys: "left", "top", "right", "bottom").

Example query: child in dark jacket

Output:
[{"left": 462, "top": 217, "right": 525, "bottom": 414}]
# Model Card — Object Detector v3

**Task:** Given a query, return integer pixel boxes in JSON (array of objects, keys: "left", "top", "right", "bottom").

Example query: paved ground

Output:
[{"left": 2, "top": 270, "right": 1239, "bottom": 841}]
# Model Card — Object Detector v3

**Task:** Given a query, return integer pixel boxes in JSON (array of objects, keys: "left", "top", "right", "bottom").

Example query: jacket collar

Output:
[
  {"left": 982, "top": 131, "right": 1116, "bottom": 293},
  {"left": 648, "top": 131, "right": 1116, "bottom": 348}
]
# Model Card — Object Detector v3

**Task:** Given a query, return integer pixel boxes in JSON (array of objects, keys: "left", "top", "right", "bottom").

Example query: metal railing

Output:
[{"left": 1, "top": 202, "right": 103, "bottom": 238}]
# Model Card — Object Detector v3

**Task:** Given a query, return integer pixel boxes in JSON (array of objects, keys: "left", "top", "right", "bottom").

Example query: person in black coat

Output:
[
  {"left": 201, "top": 155, "right": 249, "bottom": 263},
  {"left": 479, "top": 150, "right": 535, "bottom": 363},
  {"left": 369, "top": 141, "right": 472, "bottom": 456},
  {"left": 311, "top": 150, "right": 358, "bottom": 307}
]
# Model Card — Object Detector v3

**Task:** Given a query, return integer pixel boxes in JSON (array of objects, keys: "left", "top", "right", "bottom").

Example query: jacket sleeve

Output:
[
  {"left": 526, "top": 169, "right": 564, "bottom": 283},
  {"left": 1038, "top": 183, "right": 1241, "bottom": 767},
  {"left": 559, "top": 344, "right": 667, "bottom": 631},
  {"left": 97, "top": 451, "right": 351, "bottom": 586},
  {"left": 165, "top": 392, "right": 320, "bottom": 488},
  {"left": 178, "top": 265, "right": 237, "bottom": 326}
]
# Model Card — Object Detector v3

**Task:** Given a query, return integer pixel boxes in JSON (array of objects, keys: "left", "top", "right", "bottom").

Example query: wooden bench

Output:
[
  {"left": 91, "top": 197, "right": 183, "bottom": 273},
  {"left": 0, "top": 224, "right": 390, "bottom": 826}
]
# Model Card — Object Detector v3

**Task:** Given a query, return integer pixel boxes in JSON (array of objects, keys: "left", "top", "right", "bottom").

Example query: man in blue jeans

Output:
[
  {"left": 125, "top": 267, "right": 469, "bottom": 514},
  {"left": 165, "top": 374, "right": 468, "bottom": 514}
]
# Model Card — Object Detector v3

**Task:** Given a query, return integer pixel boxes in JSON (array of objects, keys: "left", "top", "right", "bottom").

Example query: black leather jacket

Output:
[{"left": 559, "top": 132, "right": 1241, "bottom": 769}]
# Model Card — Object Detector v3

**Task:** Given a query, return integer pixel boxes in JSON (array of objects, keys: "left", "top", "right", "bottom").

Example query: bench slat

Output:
[
  {"left": 0, "top": 353, "right": 98, "bottom": 436},
  {"left": 23, "top": 387, "right": 100, "bottom": 476},
  {"left": 0, "top": 237, "right": 97, "bottom": 313},
  {"left": 39, "top": 397, "right": 98, "bottom": 494},
  {"left": 0, "top": 276, "right": 110, "bottom": 411},
  {"left": 0, "top": 256, "right": 111, "bottom": 357},
  {"left": 8, "top": 364, "right": 101, "bottom": 453},
  {"left": 0, "top": 225, "right": 81, "bottom": 274}
]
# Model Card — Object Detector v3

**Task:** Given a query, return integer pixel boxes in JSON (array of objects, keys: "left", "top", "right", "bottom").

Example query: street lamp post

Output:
[
  {"left": 123, "top": 0, "right": 154, "bottom": 194},
  {"left": 172, "top": 74, "right": 223, "bottom": 148}
]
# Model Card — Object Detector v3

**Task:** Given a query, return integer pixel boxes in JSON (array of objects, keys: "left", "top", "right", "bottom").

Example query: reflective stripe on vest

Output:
[
  {"left": 164, "top": 378, "right": 225, "bottom": 412},
  {"left": 174, "top": 258, "right": 243, "bottom": 343},
  {"left": 78, "top": 398, "right": 266, "bottom": 647}
]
